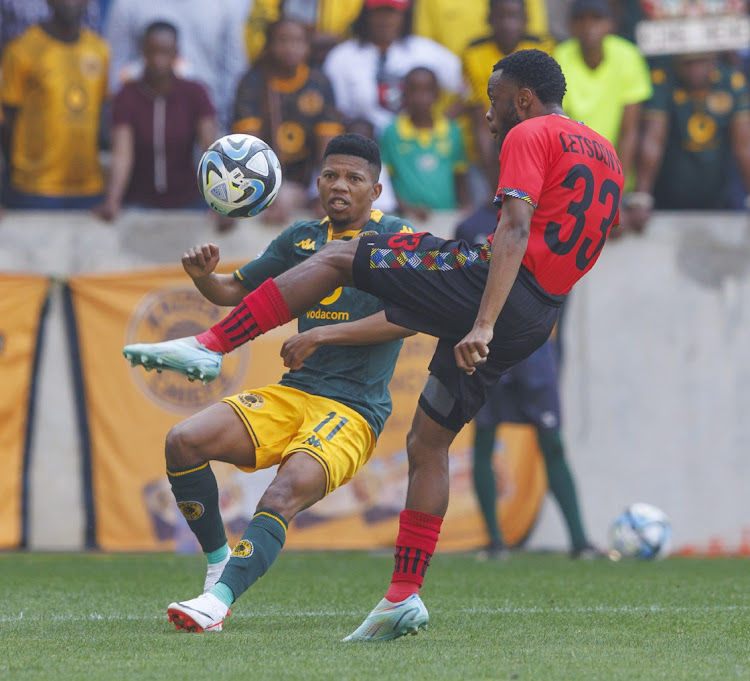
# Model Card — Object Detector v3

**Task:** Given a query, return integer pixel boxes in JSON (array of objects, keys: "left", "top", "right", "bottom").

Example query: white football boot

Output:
[
  {"left": 342, "top": 594, "right": 429, "bottom": 642},
  {"left": 167, "top": 593, "right": 228, "bottom": 633},
  {"left": 123, "top": 336, "right": 222, "bottom": 384}
]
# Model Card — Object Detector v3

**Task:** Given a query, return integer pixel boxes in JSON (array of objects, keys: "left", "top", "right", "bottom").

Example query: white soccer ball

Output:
[
  {"left": 609, "top": 502, "right": 673, "bottom": 560},
  {"left": 197, "top": 134, "right": 282, "bottom": 218}
]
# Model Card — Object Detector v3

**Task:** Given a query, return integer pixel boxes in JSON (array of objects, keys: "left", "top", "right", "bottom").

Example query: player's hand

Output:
[
  {"left": 280, "top": 329, "right": 322, "bottom": 370},
  {"left": 454, "top": 325, "right": 493, "bottom": 375},
  {"left": 182, "top": 243, "right": 221, "bottom": 280}
]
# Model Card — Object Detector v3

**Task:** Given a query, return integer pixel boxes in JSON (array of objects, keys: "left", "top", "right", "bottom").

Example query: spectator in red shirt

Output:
[{"left": 94, "top": 21, "right": 217, "bottom": 221}]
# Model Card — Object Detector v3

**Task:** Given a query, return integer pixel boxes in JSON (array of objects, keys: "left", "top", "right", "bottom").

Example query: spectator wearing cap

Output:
[
  {"left": 628, "top": 52, "right": 750, "bottom": 232},
  {"left": 104, "top": 0, "right": 250, "bottom": 130},
  {"left": 554, "top": 0, "right": 651, "bottom": 183},
  {"left": 322, "top": 0, "right": 463, "bottom": 136},
  {"left": 94, "top": 22, "right": 219, "bottom": 223},
  {"left": 245, "top": 0, "right": 364, "bottom": 67},
  {"left": 412, "top": 0, "right": 549, "bottom": 57}
]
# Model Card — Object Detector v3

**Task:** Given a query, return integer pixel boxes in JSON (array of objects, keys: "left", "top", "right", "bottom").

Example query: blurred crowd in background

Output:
[{"left": 1, "top": 0, "right": 749, "bottom": 236}]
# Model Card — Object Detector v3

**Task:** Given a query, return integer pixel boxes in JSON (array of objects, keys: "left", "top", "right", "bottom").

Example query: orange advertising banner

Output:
[
  {"left": 67, "top": 265, "right": 545, "bottom": 552},
  {"left": 0, "top": 273, "right": 49, "bottom": 548}
]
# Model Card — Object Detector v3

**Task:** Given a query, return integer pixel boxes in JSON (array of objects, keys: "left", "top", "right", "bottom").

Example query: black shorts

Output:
[{"left": 352, "top": 232, "right": 562, "bottom": 432}]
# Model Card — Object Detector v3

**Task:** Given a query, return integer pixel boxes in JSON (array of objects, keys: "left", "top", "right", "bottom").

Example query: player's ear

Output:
[
  {"left": 371, "top": 181, "right": 383, "bottom": 201},
  {"left": 516, "top": 87, "right": 534, "bottom": 112}
]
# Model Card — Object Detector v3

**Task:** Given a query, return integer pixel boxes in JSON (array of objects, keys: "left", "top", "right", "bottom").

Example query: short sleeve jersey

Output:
[
  {"left": 645, "top": 63, "right": 750, "bottom": 210},
  {"left": 232, "top": 64, "right": 344, "bottom": 185},
  {"left": 555, "top": 34, "right": 652, "bottom": 146},
  {"left": 380, "top": 114, "right": 467, "bottom": 210},
  {"left": 494, "top": 114, "right": 625, "bottom": 296},
  {"left": 234, "top": 210, "right": 415, "bottom": 435},
  {"left": 0, "top": 26, "right": 109, "bottom": 196}
]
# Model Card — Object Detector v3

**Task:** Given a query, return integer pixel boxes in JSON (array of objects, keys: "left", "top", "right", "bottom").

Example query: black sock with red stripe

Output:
[
  {"left": 196, "top": 278, "right": 291, "bottom": 353},
  {"left": 385, "top": 509, "right": 443, "bottom": 602}
]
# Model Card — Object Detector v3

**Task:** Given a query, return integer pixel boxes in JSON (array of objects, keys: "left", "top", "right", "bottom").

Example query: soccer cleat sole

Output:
[
  {"left": 167, "top": 607, "right": 223, "bottom": 633},
  {"left": 122, "top": 349, "right": 218, "bottom": 385}
]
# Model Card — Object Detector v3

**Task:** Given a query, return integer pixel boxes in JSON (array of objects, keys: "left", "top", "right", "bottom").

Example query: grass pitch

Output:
[{"left": 1, "top": 552, "right": 748, "bottom": 681}]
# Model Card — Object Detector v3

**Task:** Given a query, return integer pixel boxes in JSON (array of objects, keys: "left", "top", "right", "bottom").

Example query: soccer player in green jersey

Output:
[{"left": 127, "top": 134, "right": 417, "bottom": 633}]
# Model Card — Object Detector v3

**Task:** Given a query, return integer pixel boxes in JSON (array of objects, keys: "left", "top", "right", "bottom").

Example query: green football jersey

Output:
[
  {"left": 647, "top": 63, "right": 750, "bottom": 209},
  {"left": 234, "top": 210, "right": 415, "bottom": 436}
]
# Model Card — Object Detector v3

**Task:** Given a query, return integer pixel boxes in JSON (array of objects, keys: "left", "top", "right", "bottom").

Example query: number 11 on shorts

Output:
[{"left": 313, "top": 411, "right": 349, "bottom": 441}]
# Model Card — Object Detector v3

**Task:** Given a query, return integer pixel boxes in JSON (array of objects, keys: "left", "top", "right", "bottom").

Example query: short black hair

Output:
[
  {"left": 323, "top": 133, "right": 381, "bottom": 180},
  {"left": 142, "top": 20, "right": 178, "bottom": 44},
  {"left": 351, "top": 5, "right": 414, "bottom": 43},
  {"left": 493, "top": 49, "right": 567, "bottom": 105},
  {"left": 404, "top": 66, "right": 438, "bottom": 87}
]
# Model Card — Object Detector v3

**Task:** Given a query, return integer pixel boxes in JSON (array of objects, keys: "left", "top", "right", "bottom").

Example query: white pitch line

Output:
[{"left": 1, "top": 604, "right": 747, "bottom": 625}]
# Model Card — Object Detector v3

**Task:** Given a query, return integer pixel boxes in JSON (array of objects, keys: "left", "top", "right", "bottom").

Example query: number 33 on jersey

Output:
[{"left": 493, "top": 114, "right": 624, "bottom": 296}]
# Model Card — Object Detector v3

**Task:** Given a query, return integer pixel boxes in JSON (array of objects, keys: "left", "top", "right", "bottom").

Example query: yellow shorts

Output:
[{"left": 222, "top": 384, "right": 376, "bottom": 496}]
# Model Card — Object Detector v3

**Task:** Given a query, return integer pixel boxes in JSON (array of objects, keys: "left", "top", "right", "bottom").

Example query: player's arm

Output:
[
  {"left": 281, "top": 311, "right": 416, "bottom": 370},
  {"left": 182, "top": 243, "right": 247, "bottom": 306},
  {"left": 454, "top": 196, "right": 533, "bottom": 374}
]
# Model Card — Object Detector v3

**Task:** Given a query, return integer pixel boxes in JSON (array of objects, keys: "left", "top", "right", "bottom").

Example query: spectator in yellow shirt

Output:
[
  {"left": 462, "top": 0, "right": 555, "bottom": 191},
  {"left": 246, "top": 0, "right": 364, "bottom": 67},
  {"left": 413, "top": 0, "right": 549, "bottom": 56},
  {"left": 1, "top": 0, "right": 108, "bottom": 208}
]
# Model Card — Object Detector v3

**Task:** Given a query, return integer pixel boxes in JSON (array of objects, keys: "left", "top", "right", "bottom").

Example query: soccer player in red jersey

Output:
[{"left": 125, "top": 49, "right": 624, "bottom": 640}]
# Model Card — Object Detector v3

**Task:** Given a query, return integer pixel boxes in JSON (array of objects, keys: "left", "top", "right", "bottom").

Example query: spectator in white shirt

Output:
[{"left": 322, "top": 0, "right": 463, "bottom": 136}]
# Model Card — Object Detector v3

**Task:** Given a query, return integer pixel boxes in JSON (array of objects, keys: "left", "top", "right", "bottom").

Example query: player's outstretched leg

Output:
[
  {"left": 344, "top": 408, "right": 454, "bottom": 642},
  {"left": 169, "top": 452, "right": 327, "bottom": 633},
  {"left": 123, "top": 241, "right": 357, "bottom": 382}
]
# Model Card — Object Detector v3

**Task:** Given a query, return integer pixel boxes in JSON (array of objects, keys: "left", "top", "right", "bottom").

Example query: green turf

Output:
[{"left": 1, "top": 552, "right": 748, "bottom": 681}]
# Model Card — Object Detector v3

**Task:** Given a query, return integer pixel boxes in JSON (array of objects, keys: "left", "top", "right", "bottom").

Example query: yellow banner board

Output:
[
  {"left": 0, "top": 273, "right": 49, "bottom": 548},
  {"left": 68, "top": 266, "right": 546, "bottom": 552}
]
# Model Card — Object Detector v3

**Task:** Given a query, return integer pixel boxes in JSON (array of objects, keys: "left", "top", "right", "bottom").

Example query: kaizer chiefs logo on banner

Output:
[{"left": 125, "top": 286, "right": 250, "bottom": 414}]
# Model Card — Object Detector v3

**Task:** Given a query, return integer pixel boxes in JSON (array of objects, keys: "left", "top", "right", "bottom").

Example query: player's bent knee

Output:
[{"left": 165, "top": 420, "right": 211, "bottom": 468}]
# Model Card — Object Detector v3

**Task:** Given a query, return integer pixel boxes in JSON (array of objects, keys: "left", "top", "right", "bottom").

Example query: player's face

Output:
[
  {"left": 366, "top": 8, "right": 405, "bottom": 46},
  {"left": 269, "top": 20, "right": 310, "bottom": 71},
  {"left": 317, "top": 155, "right": 382, "bottom": 228},
  {"left": 48, "top": 0, "right": 87, "bottom": 27},
  {"left": 486, "top": 71, "right": 522, "bottom": 145},
  {"left": 570, "top": 13, "right": 613, "bottom": 53},
  {"left": 489, "top": 1, "right": 526, "bottom": 50},
  {"left": 142, "top": 30, "right": 177, "bottom": 80}
]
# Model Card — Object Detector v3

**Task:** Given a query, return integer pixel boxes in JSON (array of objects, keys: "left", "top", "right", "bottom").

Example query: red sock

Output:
[
  {"left": 196, "top": 278, "right": 291, "bottom": 353},
  {"left": 385, "top": 509, "right": 443, "bottom": 602}
]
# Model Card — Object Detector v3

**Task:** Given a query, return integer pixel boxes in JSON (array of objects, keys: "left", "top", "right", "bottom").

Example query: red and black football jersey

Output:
[{"left": 494, "top": 114, "right": 624, "bottom": 296}]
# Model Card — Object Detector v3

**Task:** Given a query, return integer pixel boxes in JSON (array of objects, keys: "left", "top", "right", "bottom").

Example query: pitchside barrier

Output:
[{"left": 1, "top": 210, "right": 748, "bottom": 555}]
